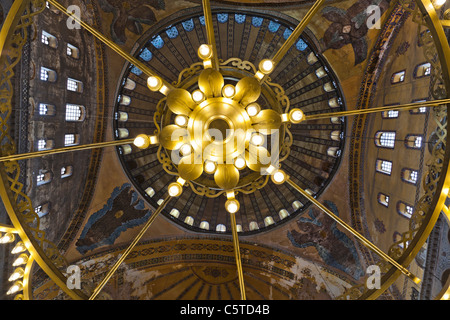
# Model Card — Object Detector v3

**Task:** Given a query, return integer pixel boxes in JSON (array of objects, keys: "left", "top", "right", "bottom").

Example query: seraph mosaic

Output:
[
  {"left": 287, "top": 200, "right": 365, "bottom": 280},
  {"left": 98, "top": 0, "right": 165, "bottom": 44},
  {"left": 76, "top": 183, "right": 151, "bottom": 254},
  {"left": 321, "top": 0, "right": 390, "bottom": 65}
]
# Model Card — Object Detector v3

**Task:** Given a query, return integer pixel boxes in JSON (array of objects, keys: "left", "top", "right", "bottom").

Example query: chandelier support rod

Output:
[
  {"left": 202, "top": 0, "right": 220, "bottom": 70},
  {"left": 230, "top": 211, "right": 246, "bottom": 300},
  {"left": 89, "top": 194, "right": 172, "bottom": 300},
  {"left": 0, "top": 139, "right": 135, "bottom": 162},
  {"left": 303, "top": 99, "right": 450, "bottom": 121},
  {"left": 286, "top": 178, "right": 421, "bottom": 284},
  {"left": 46, "top": 0, "right": 174, "bottom": 93},
  {"left": 257, "top": 0, "right": 325, "bottom": 82}
]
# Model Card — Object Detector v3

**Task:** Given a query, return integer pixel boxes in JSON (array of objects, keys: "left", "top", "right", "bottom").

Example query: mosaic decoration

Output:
[
  {"left": 321, "top": 0, "right": 390, "bottom": 65},
  {"left": 287, "top": 200, "right": 365, "bottom": 280},
  {"left": 98, "top": 0, "right": 166, "bottom": 44},
  {"left": 76, "top": 183, "right": 151, "bottom": 254}
]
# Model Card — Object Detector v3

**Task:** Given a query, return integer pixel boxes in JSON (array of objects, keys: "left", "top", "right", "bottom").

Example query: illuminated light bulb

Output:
[
  {"left": 192, "top": 90, "right": 205, "bottom": 103},
  {"left": 7, "top": 281, "right": 23, "bottom": 295},
  {"left": 198, "top": 44, "right": 212, "bottom": 60},
  {"left": 259, "top": 59, "right": 274, "bottom": 74},
  {"left": 225, "top": 199, "right": 240, "bottom": 214},
  {"left": 204, "top": 160, "right": 217, "bottom": 174},
  {"left": 432, "top": 0, "right": 446, "bottom": 8},
  {"left": 11, "top": 241, "right": 26, "bottom": 254},
  {"left": 250, "top": 133, "right": 264, "bottom": 146},
  {"left": 180, "top": 144, "right": 192, "bottom": 156},
  {"left": 246, "top": 103, "right": 260, "bottom": 117},
  {"left": 271, "top": 170, "right": 287, "bottom": 185},
  {"left": 222, "top": 84, "right": 236, "bottom": 98},
  {"left": 0, "top": 232, "right": 15, "bottom": 244},
  {"left": 12, "top": 254, "right": 28, "bottom": 267},
  {"left": 133, "top": 134, "right": 149, "bottom": 149},
  {"left": 289, "top": 108, "right": 304, "bottom": 124},
  {"left": 234, "top": 157, "right": 246, "bottom": 170},
  {"left": 147, "top": 76, "right": 163, "bottom": 91},
  {"left": 168, "top": 182, "right": 183, "bottom": 197},
  {"left": 8, "top": 267, "right": 24, "bottom": 282},
  {"left": 175, "top": 115, "right": 188, "bottom": 127}
]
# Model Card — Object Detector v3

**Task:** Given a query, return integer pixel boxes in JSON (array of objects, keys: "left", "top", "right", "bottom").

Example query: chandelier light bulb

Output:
[
  {"left": 246, "top": 103, "right": 260, "bottom": 117},
  {"left": 11, "top": 241, "right": 26, "bottom": 254},
  {"left": 204, "top": 160, "right": 217, "bottom": 174},
  {"left": 147, "top": 76, "right": 162, "bottom": 91},
  {"left": 8, "top": 267, "right": 24, "bottom": 282},
  {"left": 250, "top": 133, "right": 264, "bottom": 146},
  {"left": 198, "top": 44, "right": 212, "bottom": 59},
  {"left": 234, "top": 157, "right": 246, "bottom": 170},
  {"left": 225, "top": 199, "right": 240, "bottom": 214},
  {"left": 222, "top": 84, "right": 236, "bottom": 98},
  {"left": 192, "top": 90, "right": 205, "bottom": 103},
  {"left": 0, "top": 232, "right": 15, "bottom": 244},
  {"left": 180, "top": 144, "right": 192, "bottom": 156},
  {"left": 272, "top": 170, "right": 287, "bottom": 184},
  {"left": 259, "top": 59, "right": 274, "bottom": 74},
  {"left": 289, "top": 108, "right": 304, "bottom": 124},
  {"left": 12, "top": 254, "right": 28, "bottom": 267},
  {"left": 7, "top": 281, "right": 23, "bottom": 295},
  {"left": 168, "top": 182, "right": 183, "bottom": 197},
  {"left": 174, "top": 115, "right": 188, "bottom": 127}
]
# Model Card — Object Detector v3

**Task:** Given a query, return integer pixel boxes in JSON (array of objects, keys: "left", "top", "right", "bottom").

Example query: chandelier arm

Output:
[
  {"left": 285, "top": 178, "right": 421, "bottom": 284},
  {"left": 230, "top": 210, "right": 246, "bottom": 300},
  {"left": 89, "top": 194, "right": 173, "bottom": 300},
  {"left": 22, "top": 255, "right": 35, "bottom": 300},
  {"left": 0, "top": 139, "right": 136, "bottom": 162},
  {"left": 303, "top": 98, "right": 450, "bottom": 121},
  {"left": 46, "top": 0, "right": 174, "bottom": 94},
  {"left": 202, "top": 0, "right": 220, "bottom": 70},
  {"left": 256, "top": 0, "right": 326, "bottom": 82}
]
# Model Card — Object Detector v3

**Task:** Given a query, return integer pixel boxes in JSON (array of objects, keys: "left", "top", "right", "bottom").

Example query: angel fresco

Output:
[
  {"left": 98, "top": 0, "right": 165, "bottom": 44},
  {"left": 287, "top": 200, "right": 365, "bottom": 280},
  {"left": 321, "top": 0, "right": 390, "bottom": 65},
  {"left": 76, "top": 183, "right": 151, "bottom": 254}
]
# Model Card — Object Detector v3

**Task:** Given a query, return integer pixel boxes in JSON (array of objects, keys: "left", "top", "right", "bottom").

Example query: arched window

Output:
[
  {"left": 41, "top": 30, "right": 58, "bottom": 49},
  {"left": 61, "top": 166, "right": 73, "bottom": 179},
  {"left": 64, "top": 134, "right": 80, "bottom": 146},
  {"left": 264, "top": 216, "right": 275, "bottom": 227},
  {"left": 249, "top": 221, "right": 259, "bottom": 231},
  {"left": 216, "top": 224, "right": 226, "bottom": 232},
  {"left": 323, "top": 82, "right": 334, "bottom": 92},
  {"left": 169, "top": 208, "right": 180, "bottom": 218},
  {"left": 67, "top": 78, "right": 83, "bottom": 92},
  {"left": 38, "top": 103, "right": 56, "bottom": 116},
  {"left": 376, "top": 159, "right": 393, "bottom": 175},
  {"left": 405, "top": 135, "right": 423, "bottom": 149},
  {"left": 414, "top": 62, "right": 431, "bottom": 78},
  {"left": 307, "top": 52, "right": 318, "bottom": 65},
  {"left": 36, "top": 170, "right": 52, "bottom": 186},
  {"left": 65, "top": 104, "right": 85, "bottom": 121},
  {"left": 315, "top": 67, "right": 327, "bottom": 79},
  {"left": 37, "top": 139, "right": 54, "bottom": 151},
  {"left": 40, "top": 67, "right": 57, "bottom": 82},
  {"left": 377, "top": 193, "right": 390, "bottom": 207},
  {"left": 401, "top": 168, "right": 419, "bottom": 185},
  {"left": 35, "top": 202, "right": 51, "bottom": 218},
  {"left": 279, "top": 209, "right": 289, "bottom": 219},
  {"left": 375, "top": 131, "right": 396, "bottom": 148},
  {"left": 397, "top": 201, "right": 414, "bottom": 219},
  {"left": 199, "top": 221, "right": 209, "bottom": 230},
  {"left": 391, "top": 70, "right": 405, "bottom": 84},
  {"left": 410, "top": 99, "right": 428, "bottom": 114},
  {"left": 381, "top": 110, "right": 399, "bottom": 119},
  {"left": 184, "top": 216, "right": 194, "bottom": 226},
  {"left": 66, "top": 43, "right": 80, "bottom": 59}
]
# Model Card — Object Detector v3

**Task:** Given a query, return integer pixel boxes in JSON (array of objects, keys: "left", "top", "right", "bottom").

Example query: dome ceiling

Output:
[{"left": 113, "top": 8, "right": 346, "bottom": 235}]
